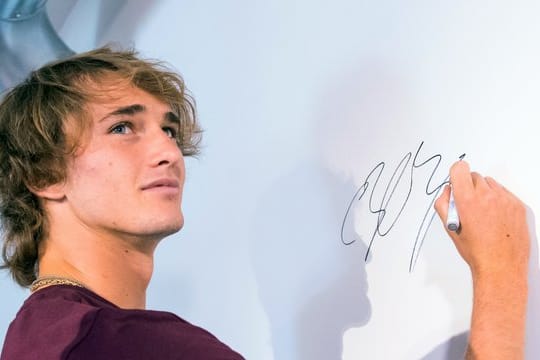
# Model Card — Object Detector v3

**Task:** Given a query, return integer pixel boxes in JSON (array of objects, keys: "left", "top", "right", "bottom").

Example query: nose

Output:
[{"left": 147, "top": 127, "right": 183, "bottom": 168}]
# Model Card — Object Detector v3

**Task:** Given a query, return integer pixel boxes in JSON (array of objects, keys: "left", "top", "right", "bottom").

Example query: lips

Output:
[{"left": 141, "top": 178, "right": 180, "bottom": 191}]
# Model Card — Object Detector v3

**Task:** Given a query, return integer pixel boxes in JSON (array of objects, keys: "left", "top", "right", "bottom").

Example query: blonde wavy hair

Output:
[{"left": 0, "top": 46, "right": 201, "bottom": 287}]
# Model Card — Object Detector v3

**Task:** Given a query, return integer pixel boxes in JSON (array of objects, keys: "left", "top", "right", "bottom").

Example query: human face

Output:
[{"left": 61, "top": 83, "right": 185, "bottom": 245}]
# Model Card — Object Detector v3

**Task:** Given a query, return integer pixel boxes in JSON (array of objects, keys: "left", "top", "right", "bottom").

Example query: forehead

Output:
[{"left": 84, "top": 81, "right": 171, "bottom": 117}]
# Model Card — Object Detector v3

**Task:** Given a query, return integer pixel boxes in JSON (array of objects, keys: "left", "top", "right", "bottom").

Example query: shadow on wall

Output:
[
  {"left": 250, "top": 162, "right": 371, "bottom": 360},
  {"left": 420, "top": 332, "right": 468, "bottom": 360},
  {"left": 249, "top": 59, "right": 410, "bottom": 360},
  {"left": 250, "top": 62, "right": 428, "bottom": 360}
]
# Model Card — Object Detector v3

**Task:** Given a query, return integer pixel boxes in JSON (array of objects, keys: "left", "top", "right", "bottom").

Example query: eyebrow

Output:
[
  {"left": 100, "top": 104, "right": 180, "bottom": 125},
  {"left": 165, "top": 111, "right": 180, "bottom": 126},
  {"left": 108, "top": 104, "right": 146, "bottom": 117}
]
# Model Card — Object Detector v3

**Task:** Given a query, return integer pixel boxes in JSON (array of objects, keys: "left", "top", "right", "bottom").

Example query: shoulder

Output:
[
  {"left": 73, "top": 307, "right": 245, "bottom": 359},
  {"left": 1, "top": 286, "right": 102, "bottom": 360},
  {"left": 1, "top": 286, "right": 244, "bottom": 360}
]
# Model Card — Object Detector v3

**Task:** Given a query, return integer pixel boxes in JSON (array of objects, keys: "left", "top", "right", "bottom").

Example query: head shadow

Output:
[
  {"left": 250, "top": 162, "right": 371, "bottom": 360},
  {"left": 246, "top": 63, "right": 413, "bottom": 359}
]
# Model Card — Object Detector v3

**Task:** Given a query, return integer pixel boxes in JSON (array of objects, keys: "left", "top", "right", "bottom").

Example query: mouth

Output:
[{"left": 141, "top": 178, "right": 181, "bottom": 191}]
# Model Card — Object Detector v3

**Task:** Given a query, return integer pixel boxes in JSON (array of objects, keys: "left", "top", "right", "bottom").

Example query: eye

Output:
[
  {"left": 163, "top": 126, "right": 178, "bottom": 139},
  {"left": 109, "top": 122, "right": 133, "bottom": 134}
]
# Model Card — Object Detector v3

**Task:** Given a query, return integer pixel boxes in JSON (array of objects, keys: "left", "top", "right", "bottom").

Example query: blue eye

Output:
[{"left": 110, "top": 122, "right": 132, "bottom": 134}]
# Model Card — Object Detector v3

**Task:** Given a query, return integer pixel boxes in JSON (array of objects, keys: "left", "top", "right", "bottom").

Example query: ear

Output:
[{"left": 27, "top": 182, "right": 67, "bottom": 201}]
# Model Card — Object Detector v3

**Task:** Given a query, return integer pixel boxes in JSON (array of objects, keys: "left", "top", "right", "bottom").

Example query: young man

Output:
[
  {"left": 0, "top": 47, "right": 531, "bottom": 359},
  {"left": 0, "top": 47, "right": 244, "bottom": 359}
]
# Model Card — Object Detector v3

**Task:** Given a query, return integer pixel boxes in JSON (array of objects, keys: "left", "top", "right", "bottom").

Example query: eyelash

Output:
[
  {"left": 109, "top": 121, "right": 132, "bottom": 134},
  {"left": 163, "top": 126, "right": 178, "bottom": 138}
]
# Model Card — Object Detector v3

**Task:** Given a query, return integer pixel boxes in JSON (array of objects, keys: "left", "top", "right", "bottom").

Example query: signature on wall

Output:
[{"left": 340, "top": 141, "right": 465, "bottom": 271}]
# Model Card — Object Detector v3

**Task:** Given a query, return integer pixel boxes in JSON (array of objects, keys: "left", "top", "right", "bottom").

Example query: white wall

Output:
[{"left": 2, "top": 1, "right": 540, "bottom": 359}]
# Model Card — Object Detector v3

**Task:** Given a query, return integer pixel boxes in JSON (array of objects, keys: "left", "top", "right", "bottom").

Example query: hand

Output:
[
  {"left": 434, "top": 160, "right": 530, "bottom": 278},
  {"left": 435, "top": 160, "right": 530, "bottom": 359}
]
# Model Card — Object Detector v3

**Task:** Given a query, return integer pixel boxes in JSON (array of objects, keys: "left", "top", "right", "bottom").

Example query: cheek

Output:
[{"left": 68, "top": 156, "right": 120, "bottom": 196}]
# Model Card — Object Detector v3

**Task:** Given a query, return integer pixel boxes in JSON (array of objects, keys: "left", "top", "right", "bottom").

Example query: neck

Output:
[{"left": 38, "top": 231, "right": 157, "bottom": 309}]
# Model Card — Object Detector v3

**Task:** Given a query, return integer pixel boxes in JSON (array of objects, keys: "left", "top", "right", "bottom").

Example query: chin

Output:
[
  {"left": 156, "top": 215, "right": 184, "bottom": 237},
  {"left": 132, "top": 209, "right": 184, "bottom": 239}
]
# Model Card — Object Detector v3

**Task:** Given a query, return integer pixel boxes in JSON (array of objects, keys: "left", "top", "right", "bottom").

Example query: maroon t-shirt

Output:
[{"left": 0, "top": 285, "right": 244, "bottom": 360}]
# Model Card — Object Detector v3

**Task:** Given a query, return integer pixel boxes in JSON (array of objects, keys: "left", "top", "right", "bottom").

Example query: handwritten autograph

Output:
[{"left": 340, "top": 141, "right": 465, "bottom": 271}]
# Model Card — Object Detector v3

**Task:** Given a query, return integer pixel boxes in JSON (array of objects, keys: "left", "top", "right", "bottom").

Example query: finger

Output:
[
  {"left": 485, "top": 176, "right": 502, "bottom": 190},
  {"left": 449, "top": 161, "right": 473, "bottom": 194},
  {"left": 435, "top": 185, "right": 462, "bottom": 243},
  {"left": 486, "top": 176, "right": 524, "bottom": 206},
  {"left": 484, "top": 176, "right": 513, "bottom": 196},
  {"left": 471, "top": 171, "right": 491, "bottom": 188},
  {"left": 434, "top": 184, "right": 450, "bottom": 222}
]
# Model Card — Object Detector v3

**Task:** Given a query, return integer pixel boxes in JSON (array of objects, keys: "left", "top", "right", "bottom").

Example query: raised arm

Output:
[{"left": 434, "top": 161, "right": 530, "bottom": 360}]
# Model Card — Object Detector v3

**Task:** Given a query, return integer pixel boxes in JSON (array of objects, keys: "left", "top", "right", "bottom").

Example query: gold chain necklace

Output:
[{"left": 30, "top": 276, "right": 86, "bottom": 293}]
